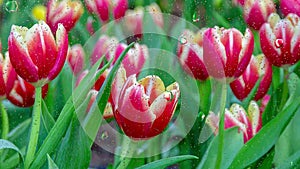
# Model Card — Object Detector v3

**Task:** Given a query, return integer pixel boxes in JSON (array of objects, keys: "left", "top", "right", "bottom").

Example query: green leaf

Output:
[
  {"left": 55, "top": 115, "right": 91, "bottom": 169},
  {"left": 0, "top": 139, "right": 24, "bottom": 162},
  {"left": 229, "top": 97, "right": 300, "bottom": 169},
  {"left": 29, "top": 56, "right": 107, "bottom": 169},
  {"left": 7, "top": 118, "right": 31, "bottom": 141},
  {"left": 41, "top": 100, "right": 55, "bottom": 133},
  {"left": 197, "top": 127, "right": 243, "bottom": 169},
  {"left": 274, "top": 73, "right": 300, "bottom": 166},
  {"left": 276, "top": 150, "right": 300, "bottom": 169},
  {"left": 257, "top": 149, "right": 275, "bottom": 169},
  {"left": 136, "top": 155, "right": 198, "bottom": 169},
  {"left": 47, "top": 154, "right": 59, "bottom": 169}
]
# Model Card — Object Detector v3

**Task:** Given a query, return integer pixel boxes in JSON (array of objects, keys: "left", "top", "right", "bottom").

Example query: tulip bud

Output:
[
  {"left": 177, "top": 29, "right": 209, "bottom": 81},
  {"left": 260, "top": 13, "right": 300, "bottom": 67},
  {"left": 68, "top": 44, "right": 85, "bottom": 76},
  {"left": 280, "top": 0, "right": 300, "bottom": 17},
  {"left": 90, "top": 35, "right": 118, "bottom": 66},
  {"left": 7, "top": 76, "right": 48, "bottom": 107},
  {"left": 8, "top": 21, "right": 68, "bottom": 87},
  {"left": 112, "top": 43, "right": 149, "bottom": 76},
  {"left": 85, "top": 0, "right": 128, "bottom": 22},
  {"left": 207, "top": 101, "right": 261, "bottom": 143},
  {"left": 243, "top": 0, "right": 275, "bottom": 30},
  {"left": 0, "top": 53, "right": 17, "bottom": 100},
  {"left": 230, "top": 54, "right": 272, "bottom": 101},
  {"left": 112, "top": 67, "right": 180, "bottom": 139},
  {"left": 203, "top": 27, "right": 254, "bottom": 82},
  {"left": 124, "top": 7, "right": 144, "bottom": 38},
  {"left": 46, "top": 0, "right": 84, "bottom": 33}
]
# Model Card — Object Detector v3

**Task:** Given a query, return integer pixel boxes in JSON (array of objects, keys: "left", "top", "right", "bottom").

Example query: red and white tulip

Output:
[
  {"left": 230, "top": 54, "right": 272, "bottom": 101},
  {"left": 8, "top": 21, "right": 68, "bottom": 87},
  {"left": 111, "top": 67, "right": 180, "bottom": 139},
  {"left": 46, "top": 0, "right": 84, "bottom": 33},
  {"left": 260, "top": 13, "right": 300, "bottom": 67},
  {"left": 207, "top": 101, "right": 261, "bottom": 143},
  {"left": 7, "top": 76, "right": 48, "bottom": 107},
  {"left": 203, "top": 27, "right": 254, "bottom": 82},
  {"left": 243, "top": 0, "right": 275, "bottom": 30},
  {"left": 177, "top": 29, "right": 209, "bottom": 81}
]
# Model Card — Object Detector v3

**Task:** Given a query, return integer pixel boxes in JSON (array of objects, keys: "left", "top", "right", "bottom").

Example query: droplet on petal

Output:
[
  {"left": 179, "top": 35, "right": 187, "bottom": 45},
  {"left": 274, "top": 38, "right": 284, "bottom": 48}
]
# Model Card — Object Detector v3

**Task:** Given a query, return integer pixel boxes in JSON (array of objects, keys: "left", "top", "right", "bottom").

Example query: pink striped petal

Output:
[{"left": 8, "top": 25, "right": 39, "bottom": 83}]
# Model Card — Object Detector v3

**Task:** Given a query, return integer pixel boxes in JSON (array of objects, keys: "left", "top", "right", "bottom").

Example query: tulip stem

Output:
[
  {"left": 215, "top": 83, "right": 227, "bottom": 169},
  {"left": 24, "top": 87, "right": 42, "bottom": 169},
  {"left": 116, "top": 136, "right": 136, "bottom": 169},
  {"left": 0, "top": 102, "right": 9, "bottom": 140},
  {"left": 279, "top": 69, "right": 289, "bottom": 110}
]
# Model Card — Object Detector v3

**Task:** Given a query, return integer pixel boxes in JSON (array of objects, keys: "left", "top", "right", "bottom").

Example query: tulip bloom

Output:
[
  {"left": 207, "top": 101, "right": 261, "bottom": 143},
  {"left": 46, "top": 0, "right": 83, "bottom": 33},
  {"left": 230, "top": 54, "right": 272, "bottom": 101},
  {"left": 8, "top": 21, "right": 68, "bottom": 87},
  {"left": 203, "top": 27, "right": 254, "bottom": 82},
  {"left": 111, "top": 67, "right": 180, "bottom": 139},
  {"left": 124, "top": 3, "right": 164, "bottom": 38},
  {"left": 7, "top": 76, "right": 48, "bottom": 107},
  {"left": 177, "top": 29, "right": 209, "bottom": 81},
  {"left": 280, "top": 0, "right": 300, "bottom": 17},
  {"left": 68, "top": 44, "right": 85, "bottom": 76},
  {"left": 0, "top": 53, "right": 17, "bottom": 100},
  {"left": 243, "top": 0, "right": 275, "bottom": 30},
  {"left": 85, "top": 0, "right": 128, "bottom": 22},
  {"left": 260, "top": 13, "right": 300, "bottom": 67}
]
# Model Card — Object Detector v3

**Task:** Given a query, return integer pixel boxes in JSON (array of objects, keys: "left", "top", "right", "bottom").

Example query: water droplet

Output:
[
  {"left": 192, "top": 12, "right": 200, "bottom": 22},
  {"left": 179, "top": 36, "right": 187, "bottom": 45},
  {"left": 274, "top": 39, "right": 284, "bottom": 48},
  {"left": 5, "top": 1, "right": 18, "bottom": 12},
  {"left": 101, "top": 131, "right": 109, "bottom": 140}
]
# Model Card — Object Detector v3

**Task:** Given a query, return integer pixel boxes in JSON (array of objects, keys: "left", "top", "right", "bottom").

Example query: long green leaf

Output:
[
  {"left": 29, "top": 56, "right": 107, "bottom": 169},
  {"left": 0, "top": 139, "right": 24, "bottom": 162},
  {"left": 55, "top": 115, "right": 91, "bottom": 169},
  {"left": 41, "top": 100, "right": 55, "bottom": 133},
  {"left": 7, "top": 118, "right": 31, "bottom": 141},
  {"left": 136, "top": 155, "right": 198, "bottom": 169},
  {"left": 229, "top": 97, "right": 300, "bottom": 169}
]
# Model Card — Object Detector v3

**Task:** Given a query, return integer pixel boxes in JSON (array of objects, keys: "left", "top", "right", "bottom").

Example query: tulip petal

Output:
[
  {"left": 8, "top": 25, "right": 39, "bottom": 83},
  {"left": 138, "top": 75, "right": 165, "bottom": 104},
  {"left": 248, "top": 101, "right": 261, "bottom": 136},
  {"left": 48, "top": 24, "right": 68, "bottom": 81}
]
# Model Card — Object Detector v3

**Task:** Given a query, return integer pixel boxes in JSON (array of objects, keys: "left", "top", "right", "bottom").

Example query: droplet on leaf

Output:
[{"left": 5, "top": 1, "right": 18, "bottom": 12}]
